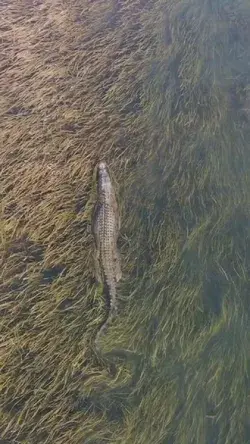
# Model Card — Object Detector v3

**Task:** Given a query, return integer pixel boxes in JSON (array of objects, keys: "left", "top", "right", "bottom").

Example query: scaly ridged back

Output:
[{"left": 92, "top": 161, "right": 121, "bottom": 349}]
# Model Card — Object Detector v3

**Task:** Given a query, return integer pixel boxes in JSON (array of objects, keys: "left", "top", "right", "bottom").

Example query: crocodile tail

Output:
[
  {"left": 94, "top": 322, "right": 108, "bottom": 351},
  {"left": 107, "top": 279, "right": 118, "bottom": 314},
  {"left": 94, "top": 281, "right": 117, "bottom": 352},
  {"left": 94, "top": 309, "right": 117, "bottom": 351}
]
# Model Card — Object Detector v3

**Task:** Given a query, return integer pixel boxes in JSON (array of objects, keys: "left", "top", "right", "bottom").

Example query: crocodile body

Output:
[{"left": 92, "top": 161, "right": 121, "bottom": 346}]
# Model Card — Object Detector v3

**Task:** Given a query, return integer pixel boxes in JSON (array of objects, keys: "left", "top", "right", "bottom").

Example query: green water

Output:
[
  {"left": 88, "top": 1, "right": 250, "bottom": 443},
  {"left": 1, "top": 0, "right": 250, "bottom": 443}
]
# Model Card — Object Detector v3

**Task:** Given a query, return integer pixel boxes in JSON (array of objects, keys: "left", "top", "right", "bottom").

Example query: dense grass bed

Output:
[{"left": 1, "top": 0, "right": 250, "bottom": 443}]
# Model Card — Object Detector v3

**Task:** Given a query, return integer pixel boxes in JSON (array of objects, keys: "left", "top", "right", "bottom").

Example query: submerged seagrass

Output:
[
  {"left": 92, "top": 161, "right": 122, "bottom": 345},
  {"left": 1, "top": 0, "right": 250, "bottom": 442}
]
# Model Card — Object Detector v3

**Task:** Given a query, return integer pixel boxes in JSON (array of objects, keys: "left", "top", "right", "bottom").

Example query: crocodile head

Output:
[
  {"left": 96, "top": 161, "right": 112, "bottom": 195},
  {"left": 97, "top": 161, "right": 108, "bottom": 176}
]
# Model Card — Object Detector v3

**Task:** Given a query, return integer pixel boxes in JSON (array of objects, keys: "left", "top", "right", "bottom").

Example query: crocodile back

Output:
[{"left": 92, "top": 161, "right": 120, "bottom": 303}]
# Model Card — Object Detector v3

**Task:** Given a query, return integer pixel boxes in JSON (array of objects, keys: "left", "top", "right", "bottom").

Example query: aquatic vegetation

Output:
[{"left": 1, "top": 0, "right": 250, "bottom": 443}]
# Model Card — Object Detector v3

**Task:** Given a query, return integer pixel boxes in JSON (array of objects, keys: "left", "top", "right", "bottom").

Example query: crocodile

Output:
[{"left": 91, "top": 161, "right": 122, "bottom": 348}]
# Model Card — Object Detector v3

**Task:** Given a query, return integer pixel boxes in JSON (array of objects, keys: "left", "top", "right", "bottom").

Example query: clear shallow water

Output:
[
  {"left": 98, "top": 2, "right": 250, "bottom": 443},
  {"left": 1, "top": 0, "right": 250, "bottom": 443}
]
